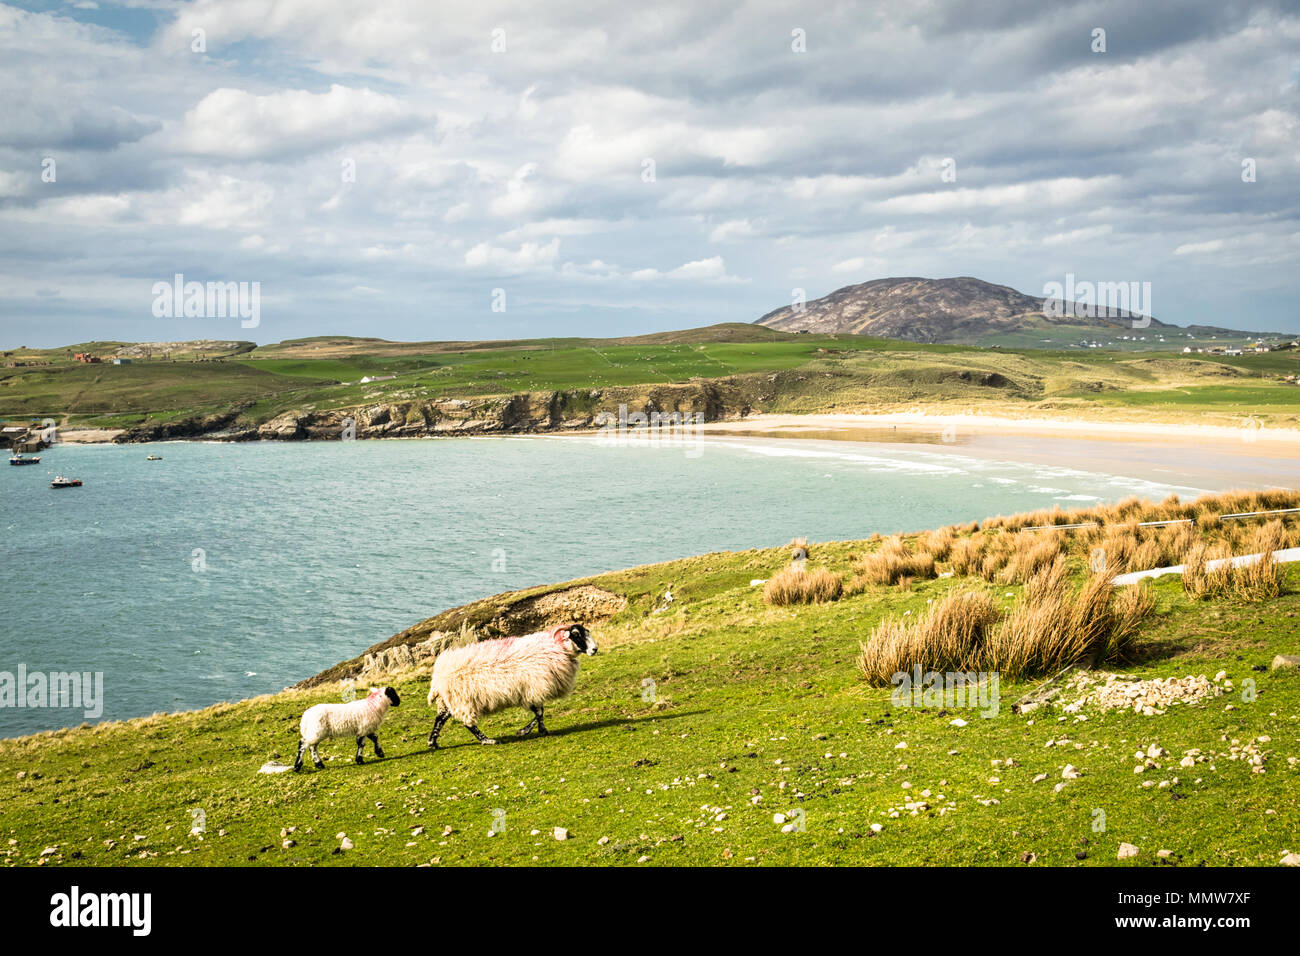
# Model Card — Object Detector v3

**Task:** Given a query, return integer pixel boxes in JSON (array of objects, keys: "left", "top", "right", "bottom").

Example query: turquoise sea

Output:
[{"left": 0, "top": 435, "right": 1204, "bottom": 735}]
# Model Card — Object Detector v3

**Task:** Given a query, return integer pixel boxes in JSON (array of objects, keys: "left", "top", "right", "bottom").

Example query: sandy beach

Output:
[
  {"left": 696, "top": 411, "right": 1300, "bottom": 450},
  {"left": 690, "top": 412, "right": 1299, "bottom": 492}
]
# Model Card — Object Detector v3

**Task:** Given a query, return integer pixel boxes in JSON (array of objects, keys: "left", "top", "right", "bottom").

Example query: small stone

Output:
[
  {"left": 1157, "top": 849, "right": 1174, "bottom": 858},
  {"left": 282, "top": 839, "right": 295, "bottom": 848},
  {"left": 1032, "top": 773, "right": 1048, "bottom": 783},
  {"left": 1281, "top": 852, "right": 1300, "bottom": 867},
  {"left": 1270, "top": 655, "right": 1300, "bottom": 670},
  {"left": 1117, "top": 842, "right": 1139, "bottom": 860},
  {"left": 1019, "top": 851, "right": 1037, "bottom": 863},
  {"left": 340, "top": 837, "right": 354, "bottom": 851},
  {"left": 870, "top": 823, "right": 883, "bottom": 832},
  {"left": 554, "top": 827, "right": 569, "bottom": 841},
  {"left": 950, "top": 718, "right": 968, "bottom": 727},
  {"left": 597, "top": 836, "right": 610, "bottom": 845},
  {"left": 773, "top": 813, "right": 786, "bottom": 824},
  {"left": 636, "top": 855, "right": 649, "bottom": 863},
  {"left": 40, "top": 847, "right": 57, "bottom": 856}
]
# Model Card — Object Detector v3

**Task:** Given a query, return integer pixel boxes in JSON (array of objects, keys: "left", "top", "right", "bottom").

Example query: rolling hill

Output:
[{"left": 753, "top": 276, "right": 1274, "bottom": 347}]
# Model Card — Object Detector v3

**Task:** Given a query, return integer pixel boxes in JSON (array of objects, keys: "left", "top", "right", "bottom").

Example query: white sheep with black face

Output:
[
  {"left": 426, "top": 623, "right": 597, "bottom": 748},
  {"left": 294, "top": 686, "right": 401, "bottom": 771}
]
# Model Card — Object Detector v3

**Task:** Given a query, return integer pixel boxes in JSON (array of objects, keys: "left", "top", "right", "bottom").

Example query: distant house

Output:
[
  {"left": 73, "top": 352, "right": 101, "bottom": 364},
  {"left": 358, "top": 374, "right": 394, "bottom": 384},
  {"left": 1223, "top": 347, "right": 1243, "bottom": 356},
  {"left": 112, "top": 357, "right": 131, "bottom": 365}
]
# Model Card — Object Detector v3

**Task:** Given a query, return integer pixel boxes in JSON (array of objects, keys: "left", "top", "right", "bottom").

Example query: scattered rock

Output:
[
  {"left": 1272, "top": 655, "right": 1300, "bottom": 670},
  {"left": 1117, "top": 843, "right": 1139, "bottom": 860},
  {"left": 554, "top": 827, "right": 569, "bottom": 841}
]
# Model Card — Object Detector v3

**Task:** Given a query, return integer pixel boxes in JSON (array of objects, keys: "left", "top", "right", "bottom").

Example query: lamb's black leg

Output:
[
  {"left": 428, "top": 709, "right": 451, "bottom": 750},
  {"left": 310, "top": 744, "right": 324, "bottom": 769},
  {"left": 294, "top": 739, "right": 306, "bottom": 772},
  {"left": 368, "top": 733, "right": 384, "bottom": 758},
  {"left": 533, "top": 705, "right": 548, "bottom": 736},
  {"left": 517, "top": 705, "right": 547, "bottom": 736},
  {"left": 355, "top": 736, "right": 366, "bottom": 764},
  {"left": 466, "top": 723, "right": 497, "bottom": 745}
]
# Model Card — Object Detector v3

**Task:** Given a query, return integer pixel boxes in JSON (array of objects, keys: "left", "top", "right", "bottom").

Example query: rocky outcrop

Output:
[
  {"left": 113, "top": 406, "right": 254, "bottom": 443},
  {"left": 300, "top": 583, "right": 629, "bottom": 688},
  {"left": 113, "top": 381, "right": 747, "bottom": 445}
]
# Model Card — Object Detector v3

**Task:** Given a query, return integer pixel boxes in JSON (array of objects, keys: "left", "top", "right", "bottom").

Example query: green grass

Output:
[
  {"left": 3, "top": 535, "right": 1297, "bottom": 868},
  {"left": 3, "top": 326, "right": 1298, "bottom": 431}
]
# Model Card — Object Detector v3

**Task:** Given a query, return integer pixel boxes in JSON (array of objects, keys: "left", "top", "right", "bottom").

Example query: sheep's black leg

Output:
[
  {"left": 368, "top": 733, "right": 384, "bottom": 758},
  {"left": 517, "top": 705, "right": 547, "bottom": 737},
  {"left": 428, "top": 709, "right": 451, "bottom": 750},
  {"left": 467, "top": 724, "right": 497, "bottom": 745},
  {"left": 310, "top": 744, "right": 324, "bottom": 769},
  {"left": 294, "top": 739, "right": 306, "bottom": 772},
  {"left": 355, "top": 736, "right": 366, "bottom": 764}
]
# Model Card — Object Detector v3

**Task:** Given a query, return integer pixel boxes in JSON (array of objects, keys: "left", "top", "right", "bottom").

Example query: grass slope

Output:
[
  {"left": 3, "top": 328, "right": 1298, "bottom": 431},
  {"left": 3, "top": 532, "right": 1297, "bottom": 868}
]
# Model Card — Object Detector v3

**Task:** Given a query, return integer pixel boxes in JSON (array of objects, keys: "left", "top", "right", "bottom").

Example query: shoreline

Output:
[{"left": 693, "top": 411, "right": 1300, "bottom": 452}]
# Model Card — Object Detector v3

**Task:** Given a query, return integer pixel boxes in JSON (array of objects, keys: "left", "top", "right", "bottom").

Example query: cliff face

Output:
[{"left": 113, "top": 381, "right": 744, "bottom": 443}]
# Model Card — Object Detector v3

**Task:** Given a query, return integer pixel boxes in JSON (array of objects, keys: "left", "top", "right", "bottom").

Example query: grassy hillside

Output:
[
  {"left": 3, "top": 491, "right": 1297, "bottom": 867},
  {"left": 3, "top": 327, "right": 1298, "bottom": 433}
]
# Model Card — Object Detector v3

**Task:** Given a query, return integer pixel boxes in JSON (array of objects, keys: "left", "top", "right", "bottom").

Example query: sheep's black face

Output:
[
  {"left": 385, "top": 687, "right": 401, "bottom": 707},
  {"left": 566, "top": 624, "right": 597, "bottom": 656}
]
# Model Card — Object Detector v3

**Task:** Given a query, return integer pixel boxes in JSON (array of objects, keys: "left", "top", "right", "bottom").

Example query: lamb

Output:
[
  {"left": 426, "top": 623, "right": 597, "bottom": 749},
  {"left": 294, "top": 686, "right": 400, "bottom": 771}
]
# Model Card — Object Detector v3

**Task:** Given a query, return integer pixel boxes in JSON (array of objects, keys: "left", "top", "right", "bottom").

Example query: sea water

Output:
[{"left": 0, "top": 435, "right": 1203, "bottom": 734}]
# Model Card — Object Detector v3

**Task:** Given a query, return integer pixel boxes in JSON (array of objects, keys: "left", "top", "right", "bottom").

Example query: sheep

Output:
[
  {"left": 294, "top": 686, "right": 401, "bottom": 771},
  {"left": 426, "top": 623, "right": 596, "bottom": 749}
]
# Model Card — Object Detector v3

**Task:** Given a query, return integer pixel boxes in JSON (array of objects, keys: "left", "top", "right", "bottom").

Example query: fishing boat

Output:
[
  {"left": 50, "top": 475, "right": 82, "bottom": 488},
  {"left": 146, "top": 454, "right": 163, "bottom": 461},
  {"left": 8, "top": 453, "right": 41, "bottom": 465}
]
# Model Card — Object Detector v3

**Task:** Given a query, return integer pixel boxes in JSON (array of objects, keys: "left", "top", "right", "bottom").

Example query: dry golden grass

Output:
[
  {"left": 856, "top": 589, "right": 1001, "bottom": 683},
  {"left": 999, "top": 531, "right": 1063, "bottom": 584},
  {"left": 763, "top": 566, "right": 843, "bottom": 606},
  {"left": 850, "top": 536, "right": 937, "bottom": 588},
  {"left": 857, "top": 557, "right": 1159, "bottom": 684},
  {"left": 1182, "top": 541, "right": 1233, "bottom": 599}
]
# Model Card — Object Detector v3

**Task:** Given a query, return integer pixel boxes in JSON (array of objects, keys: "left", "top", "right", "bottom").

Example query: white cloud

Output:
[{"left": 171, "top": 85, "right": 418, "bottom": 160}]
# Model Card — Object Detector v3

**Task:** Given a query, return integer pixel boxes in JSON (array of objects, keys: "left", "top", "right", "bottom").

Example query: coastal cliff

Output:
[{"left": 112, "top": 381, "right": 743, "bottom": 443}]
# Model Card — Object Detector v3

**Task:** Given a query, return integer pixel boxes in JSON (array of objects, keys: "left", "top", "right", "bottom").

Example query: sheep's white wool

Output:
[
  {"left": 299, "top": 688, "right": 394, "bottom": 746},
  {"left": 428, "top": 627, "right": 590, "bottom": 725}
]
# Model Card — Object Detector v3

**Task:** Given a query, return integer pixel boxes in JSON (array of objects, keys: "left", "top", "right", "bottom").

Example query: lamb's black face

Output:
[
  {"left": 566, "top": 624, "right": 597, "bottom": 656},
  {"left": 385, "top": 687, "right": 401, "bottom": 707}
]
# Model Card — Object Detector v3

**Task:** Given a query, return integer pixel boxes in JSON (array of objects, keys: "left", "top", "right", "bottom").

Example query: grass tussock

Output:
[
  {"left": 763, "top": 566, "right": 843, "bottom": 606},
  {"left": 856, "top": 589, "right": 1001, "bottom": 682},
  {"left": 857, "top": 557, "right": 1159, "bottom": 684},
  {"left": 849, "top": 535, "right": 938, "bottom": 588}
]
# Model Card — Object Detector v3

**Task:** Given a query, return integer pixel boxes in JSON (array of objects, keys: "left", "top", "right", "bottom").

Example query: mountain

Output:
[{"left": 754, "top": 276, "right": 1178, "bottom": 345}]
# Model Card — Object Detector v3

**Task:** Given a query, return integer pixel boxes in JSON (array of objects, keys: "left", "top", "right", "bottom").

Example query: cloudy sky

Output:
[{"left": 1, "top": 0, "right": 1298, "bottom": 347}]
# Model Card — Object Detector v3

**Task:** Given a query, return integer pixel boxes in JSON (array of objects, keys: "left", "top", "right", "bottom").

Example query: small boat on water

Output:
[
  {"left": 146, "top": 454, "right": 163, "bottom": 460},
  {"left": 50, "top": 475, "right": 82, "bottom": 488},
  {"left": 8, "top": 454, "right": 41, "bottom": 465}
]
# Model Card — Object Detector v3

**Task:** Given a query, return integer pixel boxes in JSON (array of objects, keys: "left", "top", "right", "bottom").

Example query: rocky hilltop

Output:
[{"left": 755, "top": 276, "right": 1168, "bottom": 343}]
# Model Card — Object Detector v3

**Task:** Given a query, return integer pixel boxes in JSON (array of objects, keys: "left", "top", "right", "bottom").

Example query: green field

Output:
[
  {"left": 2, "top": 325, "right": 1298, "bottom": 432},
  {"left": 3, "top": 508, "right": 1297, "bottom": 867}
]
